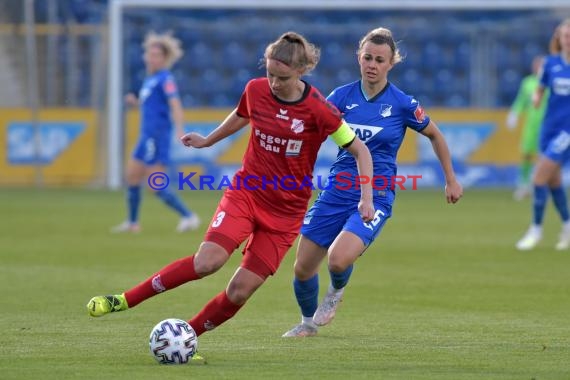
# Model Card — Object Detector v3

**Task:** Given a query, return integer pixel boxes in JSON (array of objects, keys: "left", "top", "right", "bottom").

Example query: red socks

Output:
[
  {"left": 123, "top": 255, "right": 244, "bottom": 337},
  {"left": 124, "top": 255, "right": 200, "bottom": 307},
  {"left": 189, "top": 291, "right": 243, "bottom": 336}
]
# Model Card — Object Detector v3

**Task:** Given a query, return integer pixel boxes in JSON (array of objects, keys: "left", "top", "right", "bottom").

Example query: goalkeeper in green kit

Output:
[{"left": 506, "top": 55, "right": 548, "bottom": 201}]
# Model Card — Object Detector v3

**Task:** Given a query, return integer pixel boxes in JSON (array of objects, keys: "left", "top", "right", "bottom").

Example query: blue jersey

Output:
[
  {"left": 324, "top": 80, "right": 430, "bottom": 206},
  {"left": 139, "top": 69, "right": 179, "bottom": 137},
  {"left": 539, "top": 54, "right": 570, "bottom": 149}
]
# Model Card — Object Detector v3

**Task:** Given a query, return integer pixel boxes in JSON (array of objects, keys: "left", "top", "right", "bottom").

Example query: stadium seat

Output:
[{"left": 221, "top": 42, "right": 251, "bottom": 70}]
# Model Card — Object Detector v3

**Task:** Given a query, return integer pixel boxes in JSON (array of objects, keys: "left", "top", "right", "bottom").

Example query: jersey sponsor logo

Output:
[
  {"left": 286, "top": 139, "right": 303, "bottom": 156},
  {"left": 551, "top": 131, "right": 570, "bottom": 154},
  {"left": 380, "top": 104, "right": 392, "bottom": 118},
  {"left": 348, "top": 123, "right": 383, "bottom": 142},
  {"left": 553, "top": 77, "right": 570, "bottom": 96},
  {"left": 346, "top": 103, "right": 359, "bottom": 110},
  {"left": 140, "top": 78, "right": 158, "bottom": 103},
  {"left": 414, "top": 104, "right": 426, "bottom": 123},
  {"left": 139, "top": 87, "right": 151, "bottom": 103},
  {"left": 254, "top": 128, "right": 288, "bottom": 153},
  {"left": 276, "top": 108, "right": 290, "bottom": 120},
  {"left": 290, "top": 118, "right": 305, "bottom": 134}
]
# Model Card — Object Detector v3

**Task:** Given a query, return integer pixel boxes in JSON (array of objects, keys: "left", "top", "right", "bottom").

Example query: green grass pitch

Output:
[{"left": 1, "top": 188, "right": 569, "bottom": 379}]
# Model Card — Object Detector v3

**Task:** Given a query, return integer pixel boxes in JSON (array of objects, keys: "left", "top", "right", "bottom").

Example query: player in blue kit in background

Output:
[
  {"left": 516, "top": 19, "right": 570, "bottom": 251},
  {"left": 282, "top": 27, "right": 463, "bottom": 337},
  {"left": 112, "top": 32, "right": 200, "bottom": 233}
]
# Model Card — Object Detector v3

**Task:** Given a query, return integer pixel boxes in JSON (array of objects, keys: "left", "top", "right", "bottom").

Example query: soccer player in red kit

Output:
[{"left": 87, "top": 32, "right": 374, "bottom": 342}]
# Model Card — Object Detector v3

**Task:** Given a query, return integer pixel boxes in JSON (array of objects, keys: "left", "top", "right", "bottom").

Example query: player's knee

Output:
[
  {"left": 293, "top": 259, "right": 316, "bottom": 280},
  {"left": 226, "top": 280, "right": 256, "bottom": 305},
  {"left": 328, "top": 257, "right": 349, "bottom": 274},
  {"left": 194, "top": 243, "right": 228, "bottom": 276}
]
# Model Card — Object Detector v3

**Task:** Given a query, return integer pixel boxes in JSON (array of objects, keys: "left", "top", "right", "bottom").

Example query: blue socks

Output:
[
  {"left": 330, "top": 264, "right": 353, "bottom": 289},
  {"left": 550, "top": 186, "right": 569, "bottom": 222},
  {"left": 155, "top": 190, "right": 191, "bottom": 217},
  {"left": 294, "top": 275, "right": 319, "bottom": 318},
  {"left": 533, "top": 185, "right": 548, "bottom": 225},
  {"left": 127, "top": 185, "right": 141, "bottom": 223},
  {"left": 329, "top": 264, "right": 353, "bottom": 290}
]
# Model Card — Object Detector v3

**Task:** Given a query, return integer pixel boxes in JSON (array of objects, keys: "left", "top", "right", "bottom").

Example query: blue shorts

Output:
[
  {"left": 301, "top": 192, "right": 391, "bottom": 249},
  {"left": 542, "top": 130, "right": 570, "bottom": 164},
  {"left": 132, "top": 135, "right": 170, "bottom": 165}
]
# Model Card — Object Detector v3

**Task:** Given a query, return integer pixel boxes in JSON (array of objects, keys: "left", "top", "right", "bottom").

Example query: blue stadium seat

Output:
[
  {"left": 221, "top": 42, "right": 251, "bottom": 70},
  {"left": 186, "top": 42, "right": 216, "bottom": 71},
  {"left": 423, "top": 42, "right": 443, "bottom": 71},
  {"left": 434, "top": 69, "right": 455, "bottom": 95},
  {"left": 499, "top": 69, "right": 522, "bottom": 99},
  {"left": 400, "top": 69, "right": 422, "bottom": 94},
  {"left": 209, "top": 94, "right": 233, "bottom": 107}
]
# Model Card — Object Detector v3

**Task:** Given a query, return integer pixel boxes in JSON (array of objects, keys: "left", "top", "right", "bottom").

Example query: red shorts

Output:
[{"left": 204, "top": 189, "right": 303, "bottom": 278}]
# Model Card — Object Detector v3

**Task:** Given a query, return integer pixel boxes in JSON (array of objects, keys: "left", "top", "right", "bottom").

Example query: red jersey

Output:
[{"left": 234, "top": 78, "right": 343, "bottom": 217}]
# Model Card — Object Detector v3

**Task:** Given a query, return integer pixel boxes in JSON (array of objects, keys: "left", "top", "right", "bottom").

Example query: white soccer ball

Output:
[{"left": 149, "top": 318, "right": 198, "bottom": 364}]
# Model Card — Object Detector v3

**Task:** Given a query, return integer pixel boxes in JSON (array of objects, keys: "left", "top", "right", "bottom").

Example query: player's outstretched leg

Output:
[
  {"left": 87, "top": 247, "right": 229, "bottom": 318},
  {"left": 87, "top": 294, "right": 128, "bottom": 317}
]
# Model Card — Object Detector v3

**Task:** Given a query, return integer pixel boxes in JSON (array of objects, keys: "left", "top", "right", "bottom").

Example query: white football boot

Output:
[
  {"left": 313, "top": 287, "right": 344, "bottom": 326},
  {"left": 176, "top": 214, "right": 201, "bottom": 232},
  {"left": 515, "top": 225, "right": 542, "bottom": 251}
]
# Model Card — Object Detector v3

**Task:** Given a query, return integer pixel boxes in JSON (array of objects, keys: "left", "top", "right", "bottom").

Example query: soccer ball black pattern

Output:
[{"left": 149, "top": 318, "right": 198, "bottom": 364}]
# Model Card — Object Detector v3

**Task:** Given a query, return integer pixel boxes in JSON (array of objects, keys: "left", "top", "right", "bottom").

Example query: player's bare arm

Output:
[
  {"left": 344, "top": 137, "right": 375, "bottom": 222},
  {"left": 532, "top": 86, "right": 546, "bottom": 108},
  {"left": 169, "top": 97, "right": 186, "bottom": 140},
  {"left": 420, "top": 120, "right": 463, "bottom": 204},
  {"left": 181, "top": 109, "right": 248, "bottom": 148}
]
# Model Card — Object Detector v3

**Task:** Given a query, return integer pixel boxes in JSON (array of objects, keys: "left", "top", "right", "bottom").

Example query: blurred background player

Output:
[
  {"left": 516, "top": 18, "right": 570, "bottom": 251},
  {"left": 282, "top": 27, "right": 463, "bottom": 337},
  {"left": 88, "top": 32, "right": 374, "bottom": 340},
  {"left": 506, "top": 55, "right": 548, "bottom": 201},
  {"left": 112, "top": 32, "right": 200, "bottom": 233}
]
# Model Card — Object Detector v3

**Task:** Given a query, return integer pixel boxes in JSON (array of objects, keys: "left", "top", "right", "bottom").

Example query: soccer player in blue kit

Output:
[
  {"left": 516, "top": 18, "right": 570, "bottom": 251},
  {"left": 112, "top": 32, "right": 200, "bottom": 233},
  {"left": 282, "top": 27, "right": 463, "bottom": 337}
]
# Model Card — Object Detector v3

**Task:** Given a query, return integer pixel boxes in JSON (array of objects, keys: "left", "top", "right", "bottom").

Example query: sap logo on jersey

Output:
[
  {"left": 349, "top": 123, "right": 383, "bottom": 142},
  {"left": 553, "top": 77, "right": 570, "bottom": 96},
  {"left": 7, "top": 122, "right": 85, "bottom": 164}
]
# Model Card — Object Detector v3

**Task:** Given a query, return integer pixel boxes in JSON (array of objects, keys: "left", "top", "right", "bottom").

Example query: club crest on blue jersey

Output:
[{"left": 380, "top": 104, "right": 392, "bottom": 118}]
